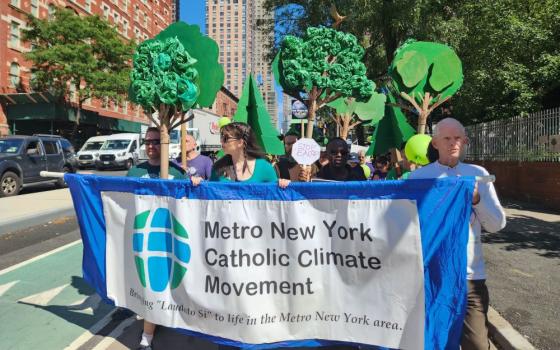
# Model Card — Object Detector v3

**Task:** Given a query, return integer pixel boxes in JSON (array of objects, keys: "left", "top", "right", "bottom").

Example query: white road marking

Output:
[
  {"left": 0, "top": 280, "right": 19, "bottom": 297},
  {"left": 0, "top": 240, "right": 81, "bottom": 276},
  {"left": 18, "top": 283, "right": 69, "bottom": 306}
]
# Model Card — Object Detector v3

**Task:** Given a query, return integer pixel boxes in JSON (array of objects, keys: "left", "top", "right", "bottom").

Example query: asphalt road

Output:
[
  {"left": 19, "top": 169, "right": 127, "bottom": 195},
  {"left": 483, "top": 202, "right": 560, "bottom": 350}
]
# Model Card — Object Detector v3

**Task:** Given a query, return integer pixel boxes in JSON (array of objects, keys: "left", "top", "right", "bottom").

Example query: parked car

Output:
[
  {"left": 0, "top": 135, "right": 77, "bottom": 197},
  {"left": 77, "top": 135, "right": 109, "bottom": 169},
  {"left": 95, "top": 133, "right": 140, "bottom": 170}
]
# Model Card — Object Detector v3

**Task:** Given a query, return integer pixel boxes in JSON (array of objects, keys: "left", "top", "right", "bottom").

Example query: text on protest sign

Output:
[{"left": 103, "top": 193, "right": 425, "bottom": 349}]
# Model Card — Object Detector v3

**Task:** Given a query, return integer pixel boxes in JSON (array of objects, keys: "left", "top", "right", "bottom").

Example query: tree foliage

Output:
[
  {"left": 233, "top": 74, "right": 285, "bottom": 155},
  {"left": 23, "top": 8, "right": 134, "bottom": 119},
  {"left": 327, "top": 91, "right": 386, "bottom": 139},
  {"left": 129, "top": 37, "right": 200, "bottom": 114},
  {"left": 274, "top": 26, "right": 375, "bottom": 137},
  {"left": 390, "top": 40, "right": 463, "bottom": 133},
  {"left": 264, "top": 0, "right": 560, "bottom": 124}
]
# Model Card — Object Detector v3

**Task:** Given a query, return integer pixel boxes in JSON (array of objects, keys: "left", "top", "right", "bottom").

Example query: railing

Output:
[{"left": 465, "top": 107, "right": 560, "bottom": 162}]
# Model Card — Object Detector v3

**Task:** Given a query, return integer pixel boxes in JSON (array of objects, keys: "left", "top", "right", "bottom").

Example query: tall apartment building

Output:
[
  {"left": 205, "top": 0, "right": 277, "bottom": 127},
  {"left": 0, "top": 0, "right": 175, "bottom": 142}
]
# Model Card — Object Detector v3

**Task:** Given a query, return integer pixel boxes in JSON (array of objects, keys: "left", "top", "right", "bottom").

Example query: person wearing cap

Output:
[
  {"left": 408, "top": 118, "right": 506, "bottom": 350},
  {"left": 316, "top": 138, "right": 367, "bottom": 181}
]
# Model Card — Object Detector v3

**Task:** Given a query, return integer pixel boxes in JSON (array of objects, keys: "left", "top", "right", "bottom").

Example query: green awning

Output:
[{"left": 98, "top": 116, "right": 145, "bottom": 133}]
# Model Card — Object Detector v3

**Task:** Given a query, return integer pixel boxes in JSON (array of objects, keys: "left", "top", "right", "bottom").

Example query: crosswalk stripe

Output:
[
  {"left": 18, "top": 283, "right": 69, "bottom": 306},
  {"left": 0, "top": 280, "right": 19, "bottom": 297}
]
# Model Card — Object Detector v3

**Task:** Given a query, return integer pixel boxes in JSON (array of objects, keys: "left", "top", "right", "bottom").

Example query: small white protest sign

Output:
[{"left": 291, "top": 138, "right": 321, "bottom": 165}]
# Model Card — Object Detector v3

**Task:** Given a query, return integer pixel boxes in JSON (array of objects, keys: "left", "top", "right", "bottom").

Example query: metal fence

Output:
[{"left": 465, "top": 107, "right": 560, "bottom": 162}]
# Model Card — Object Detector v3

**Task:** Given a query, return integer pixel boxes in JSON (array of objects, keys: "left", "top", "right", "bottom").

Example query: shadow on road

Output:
[
  {"left": 482, "top": 214, "right": 560, "bottom": 259},
  {"left": 17, "top": 275, "right": 113, "bottom": 330}
]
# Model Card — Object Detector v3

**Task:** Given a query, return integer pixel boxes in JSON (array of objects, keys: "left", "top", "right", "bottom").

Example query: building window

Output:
[
  {"left": 48, "top": 4, "right": 56, "bottom": 20},
  {"left": 123, "top": 0, "right": 128, "bottom": 11},
  {"left": 134, "top": 5, "right": 139, "bottom": 21},
  {"left": 31, "top": 0, "right": 39, "bottom": 17},
  {"left": 102, "top": 5, "right": 109, "bottom": 19},
  {"left": 10, "top": 22, "right": 20, "bottom": 48},
  {"left": 123, "top": 20, "right": 129, "bottom": 37},
  {"left": 9, "top": 63, "right": 20, "bottom": 88},
  {"left": 10, "top": 0, "right": 20, "bottom": 8},
  {"left": 85, "top": 0, "right": 91, "bottom": 12}
]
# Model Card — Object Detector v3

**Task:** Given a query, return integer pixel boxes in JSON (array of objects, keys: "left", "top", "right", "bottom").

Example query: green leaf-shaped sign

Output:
[{"left": 389, "top": 40, "right": 463, "bottom": 105}]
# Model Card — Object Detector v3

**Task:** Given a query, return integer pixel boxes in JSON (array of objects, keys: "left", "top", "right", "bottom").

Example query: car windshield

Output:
[
  {"left": 0, "top": 139, "right": 23, "bottom": 154},
  {"left": 82, "top": 141, "right": 105, "bottom": 151},
  {"left": 101, "top": 140, "right": 130, "bottom": 150}
]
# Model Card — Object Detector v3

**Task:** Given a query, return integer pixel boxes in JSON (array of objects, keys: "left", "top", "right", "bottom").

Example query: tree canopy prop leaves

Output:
[
  {"left": 367, "top": 92, "right": 415, "bottom": 156},
  {"left": 233, "top": 74, "right": 285, "bottom": 155},
  {"left": 389, "top": 40, "right": 463, "bottom": 134},
  {"left": 274, "top": 26, "right": 374, "bottom": 138},
  {"left": 128, "top": 21, "right": 223, "bottom": 178},
  {"left": 130, "top": 37, "right": 200, "bottom": 113},
  {"left": 327, "top": 91, "right": 386, "bottom": 139},
  {"left": 151, "top": 22, "right": 224, "bottom": 108},
  {"left": 23, "top": 7, "right": 134, "bottom": 139}
]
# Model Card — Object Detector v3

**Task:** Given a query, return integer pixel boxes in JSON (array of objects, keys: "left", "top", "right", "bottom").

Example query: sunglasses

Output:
[
  {"left": 329, "top": 149, "right": 349, "bottom": 156},
  {"left": 144, "top": 139, "right": 160, "bottom": 146},
  {"left": 221, "top": 135, "right": 239, "bottom": 143}
]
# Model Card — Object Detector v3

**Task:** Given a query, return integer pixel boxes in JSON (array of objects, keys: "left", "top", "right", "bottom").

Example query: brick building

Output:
[{"left": 0, "top": 0, "right": 177, "bottom": 145}]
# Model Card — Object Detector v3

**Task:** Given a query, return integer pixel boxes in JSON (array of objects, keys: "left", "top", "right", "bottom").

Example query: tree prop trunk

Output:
[
  {"left": 333, "top": 113, "right": 361, "bottom": 140},
  {"left": 400, "top": 92, "right": 450, "bottom": 134},
  {"left": 181, "top": 115, "right": 187, "bottom": 170},
  {"left": 145, "top": 105, "right": 195, "bottom": 180}
]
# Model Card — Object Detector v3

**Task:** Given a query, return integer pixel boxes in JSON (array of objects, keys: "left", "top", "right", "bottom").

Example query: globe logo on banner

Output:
[{"left": 132, "top": 208, "right": 191, "bottom": 292}]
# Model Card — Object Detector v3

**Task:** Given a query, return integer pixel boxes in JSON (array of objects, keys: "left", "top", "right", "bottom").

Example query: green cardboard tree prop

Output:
[
  {"left": 233, "top": 74, "right": 285, "bottom": 155},
  {"left": 327, "top": 91, "right": 386, "bottom": 139},
  {"left": 129, "top": 22, "right": 223, "bottom": 178},
  {"left": 273, "top": 27, "right": 374, "bottom": 138},
  {"left": 366, "top": 92, "right": 416, "bottom": 156},
  {"left": 390, "top": 40, "right": 463, "bottom": 134}
]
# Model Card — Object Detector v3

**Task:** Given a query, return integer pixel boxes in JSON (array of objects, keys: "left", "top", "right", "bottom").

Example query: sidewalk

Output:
[{"left": 0, "top": 188, "right": 74, "bottom": 235}]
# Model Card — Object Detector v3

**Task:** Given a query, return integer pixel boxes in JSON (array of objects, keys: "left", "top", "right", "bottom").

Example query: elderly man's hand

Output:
[{"left": 473, "top": 183, "right": 480, "bottom": 205}]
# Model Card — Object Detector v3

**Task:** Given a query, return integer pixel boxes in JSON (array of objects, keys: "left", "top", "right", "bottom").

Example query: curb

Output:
[
  {"left": 488, "top": 306, "right": 536, "bottom": 350},
  {"left": 0, "top": 206, "right": 75, "bottom": 236}
]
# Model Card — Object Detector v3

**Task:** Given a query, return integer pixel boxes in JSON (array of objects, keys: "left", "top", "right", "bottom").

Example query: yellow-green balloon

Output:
[
  {"left": 218, "top": 117, "right": 231, "bottom": 128},
  {"left": 405, "top": 134, "right": 432, "bottom": 165},
  {"left": 360, "top": 164, "right": 371, "bottom": 178}
]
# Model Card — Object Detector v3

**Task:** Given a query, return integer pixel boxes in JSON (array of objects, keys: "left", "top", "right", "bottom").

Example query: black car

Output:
[{"left": 0, "top": 135, "right": 78, "bottom": 197}]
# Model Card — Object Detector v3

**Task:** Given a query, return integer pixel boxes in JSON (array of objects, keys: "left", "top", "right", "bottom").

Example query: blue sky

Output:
[
  {"left": 180, "top": 0, "right": 286, "bottom": 129},
  {"left": 181, "top": 0, "right": 205, "bottom": 34}
]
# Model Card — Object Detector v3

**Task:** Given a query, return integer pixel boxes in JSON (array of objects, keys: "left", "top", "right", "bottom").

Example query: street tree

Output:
[
  {"left": 274, "top": 26, "right": 374, "bottom": 138},
  {"left": 23, "top": 7, "right": 135, "bottom": 139}
]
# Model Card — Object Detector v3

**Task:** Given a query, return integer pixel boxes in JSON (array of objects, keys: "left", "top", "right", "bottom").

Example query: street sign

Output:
[
  {"left": 291, "top": 100, "right": 307, "bottom": 119},
  {"left": 291, "top": 138, "right": 320, "bottom": 165}
]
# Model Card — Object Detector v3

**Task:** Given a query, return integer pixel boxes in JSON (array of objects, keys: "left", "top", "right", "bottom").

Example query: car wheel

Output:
[
  {"left": 125, "top": 159, "right": 133, "bottom": 170},
  {"left": 56, "top": 166, "right": 70, "bottom": 188},
  {"left": 0, "top": 171, "right": 21, "bottom": 197}
]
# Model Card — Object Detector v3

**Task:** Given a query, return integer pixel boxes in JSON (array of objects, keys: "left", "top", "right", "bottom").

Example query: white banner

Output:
[{"left": 103, "top": 192, "right": 424, "bottom": 349}]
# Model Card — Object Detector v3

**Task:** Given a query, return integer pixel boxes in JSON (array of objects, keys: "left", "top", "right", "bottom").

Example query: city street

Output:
[
  {"left": 0, "top": 182, "right": 558, "bottom": 349},
  {"left": 19, "top": 169, "right": 127, "bottom": 195}
]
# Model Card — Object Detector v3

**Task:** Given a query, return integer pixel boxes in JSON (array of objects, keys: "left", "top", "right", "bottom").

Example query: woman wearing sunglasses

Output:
[{"left": 191, "top": 122, "right": 288, "bottom": 187}]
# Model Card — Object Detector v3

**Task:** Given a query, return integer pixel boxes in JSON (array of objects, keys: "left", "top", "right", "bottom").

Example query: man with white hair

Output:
[{"left": 408, "top": 118, "right": 506, "bottom": 350}]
